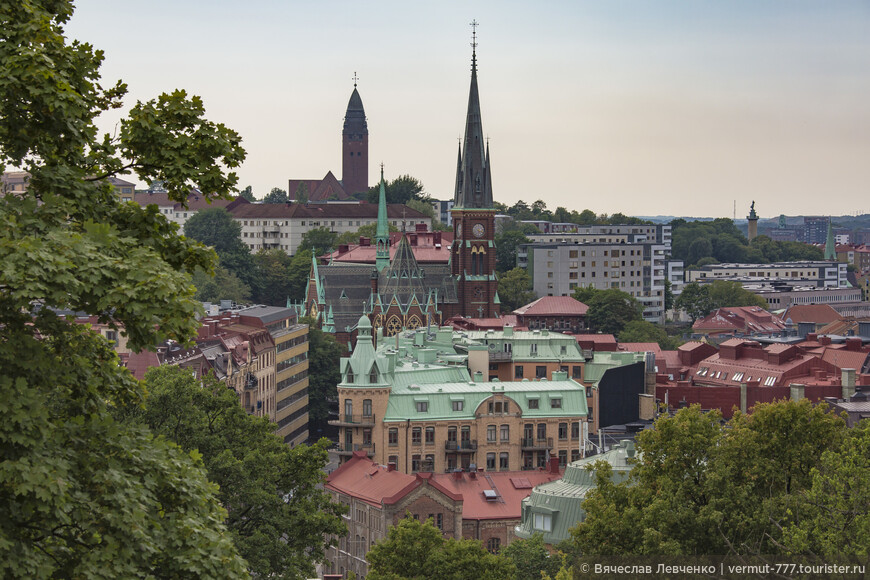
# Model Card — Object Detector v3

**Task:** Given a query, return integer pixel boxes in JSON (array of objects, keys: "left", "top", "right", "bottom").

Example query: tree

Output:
[
  {"left": 192, "top": 264, "right": 252, "bottom": 304},
  {"left": 674, "top": 282, "right": 713, "bottom": 322},
  {"left": 569, "top": 401, "right": 847, "bottom": 557},
  {"left": 263, "top": 187, "right": 288, "bottom": 204},
  {"left": 287, "top": 249, "right": 313, "bottom": 303},
  {"left": 618, "top": 320, "right": 678, "bottom": 349},
  {"left": 294, "top": 182, "right": 309, "bottom": 204},
  {"left": 663, "top": 278, "right": 674, "bottom": 311},
  {"left": 366, "top": 516, "right": 513, "bottom": 580},
  {"left": 301, "top": 317, "right": 343, "bottom": 431},
  {"left": 252, "top": 248, "right": 293, "bottom": 306},
  {"left": 336, "top": 222, "right": 399, "bottom": 245},
  {"left": 498, "top": 268, "right": 536, "bottom": 312},
  {"left": 499, "top": 533, "right": 561, "bottom": 580},
  {"left": 495, "top": 230, "right": 530, "bottom": 273},
  {"left": 238, "top": 185, "right": 256, "bottom": 202},
  {"left": 366, "top": 174, "right": 426, "bottom": 204},
  {"left": 298, "top": 226, "right": 337, "bottom": 255},
  {"left": 135, "top": 366, "right": 346, "bottom": 579},
  {"left": 184, "top": 206, "right": 255, "bottom": 286},
  {"left": 1, "top": 1, "right": 249, "bottom": 575},
  {"left": 706, "top": 280, "right": 767, "bottom": 310},
  {"left": 585, "top": 289, "right": 643, "bottom": 335},
  {"left": 406, "top": 198, "right": 435, "bottom": 219}
]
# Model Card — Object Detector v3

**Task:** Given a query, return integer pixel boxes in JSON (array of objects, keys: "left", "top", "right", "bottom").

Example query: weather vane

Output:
[{"left": 353, "top": 71, "right": 358, "bottom": 87}]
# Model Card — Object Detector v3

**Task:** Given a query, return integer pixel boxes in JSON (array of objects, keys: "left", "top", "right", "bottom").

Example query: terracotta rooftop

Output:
[
  {"left": 782, "top": 304, "right": 843, "bottom": 325},
  {"left": 430, "top": 470, "right": 562, "bottom": 521},
  {"left": 324, "top": 231, "right": 454, "bottom": 264},
  {"left": 133, "top": 191, "right": 242, "bottom": 211},
  {"left": 513, "top": 296, "right": 589, "bottom": 317},
  {"left": 693, "top": 306, "right": 787, "bottom": 335},
  {"left": 227, "top": 202, "right": 428, "bottom": 220}
]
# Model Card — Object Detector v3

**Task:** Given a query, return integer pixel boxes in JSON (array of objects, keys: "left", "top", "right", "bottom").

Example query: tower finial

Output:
[
  {"left": 353, "top": 71, "right": 358, "bottom": 88},
  {"left": 470, "top": 20, "right": 479, "bottom": 72}
]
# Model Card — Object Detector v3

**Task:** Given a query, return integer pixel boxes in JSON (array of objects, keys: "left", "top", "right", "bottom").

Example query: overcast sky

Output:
[{"left": 67, "top": 0, "right": 870, "bottom": 218}]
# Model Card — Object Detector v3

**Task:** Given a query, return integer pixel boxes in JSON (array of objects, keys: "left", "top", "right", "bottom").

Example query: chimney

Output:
[
  {"left": 548, "top": 456, "right": 560, "bottom": 474},
  {"left": 387, "top": 462, "right": 397, "bottom": 472},
  {"left": 842, "top": 368, "right": 857, "bottom": 399},
  {"left": 819, "top": 335, "right": 832, "bottom": 346},
  {"left": 790, "top": 383, "right": 805, "bottom": 401},
  {"left": 410, "top": 234, "right": 418, "bottom": 246},
  {"left": 806, "top": 333, "right": 818, "bottom": 343},
  {"left": 452, "top": 469, "right": 463, "bottom": 481},
  {"left": 359, "top": 236, "right": 370, "bottom": 246},
  {"left": 845, "top": 337, "right": 862, "bottom": 351},
  {"left": 433, "top": 231, "right": 442, "bottom": 245},
  {"left": 625, "top": 440, "right": 636, "bottom": 458},
  {"left": 338, "top": 244, "right": 349, "bottom": 254},
  {"left": 415, "top": 223, "right": 427, "bottom": 233}
]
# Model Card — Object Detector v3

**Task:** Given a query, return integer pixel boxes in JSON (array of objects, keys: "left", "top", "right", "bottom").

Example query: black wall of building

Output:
[{"left": 598, "top": 362, "right": 645, "bottom": 428}]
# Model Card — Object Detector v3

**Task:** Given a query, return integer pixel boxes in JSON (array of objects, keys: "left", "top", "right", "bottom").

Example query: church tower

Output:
[
  {"left": 449, "top": 22, "right": 499, "bottom": 319},
  {"left": 342, "top": 76, "right": 369, "bottom": 195}
]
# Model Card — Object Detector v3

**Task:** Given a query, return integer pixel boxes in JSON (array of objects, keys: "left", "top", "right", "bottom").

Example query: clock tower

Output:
[{"left": 449, "top": 22, "right": 498, "bottom": 319}]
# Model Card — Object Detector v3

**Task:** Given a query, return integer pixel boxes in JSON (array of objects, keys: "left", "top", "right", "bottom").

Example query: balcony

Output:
[
  {"left": 328, "top": 413, "right": 376, "bottom": 427},
  {"left": 521, "top": 437, "right": 554, "bottom": 451},
  {"left": 445, "top": 440, "right": 477, "bottom": 453},
  {"left": 335, "top": 442, "right": 375, "bottom": 457},
  {"left": 488, "top": 351, "right": 512, "bottom": 362}
]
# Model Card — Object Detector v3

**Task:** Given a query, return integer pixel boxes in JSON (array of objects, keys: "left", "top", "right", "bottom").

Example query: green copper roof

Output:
[
  {"left": 376, "top": 166, "right": 390, "bottom": 271},
  {"left": 582, "top": 351, "right": 647, "bottom": 383},
  {"left": 824, "top": 218, "right": 836, "bottom": 260},
  {"left": 515, "top": 440, "right": 639, "bottom": 544},
  {"left": 464, "top": 329, "right": 586, "bottom": 362}
]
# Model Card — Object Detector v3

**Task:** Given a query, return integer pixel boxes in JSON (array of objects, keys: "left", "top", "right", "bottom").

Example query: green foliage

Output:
[
  {"left": 1, "top": 1, "right": 250, "bottom": 573},
  {"left": 495, "top": 230, "right": 530, "bottom": 274},
  {"left": 663, "top": 278, "right": 674, "bottom": 311},
  {"left": 184, "top": 207, "right": 255, "bottom": 286},
  {"left": 580, "top": 288, "right": 643, "bottom": 335},
  {"left": 192, "top": 264, "right": 252, "bottom": 304},
  {"left": 287, "top": 249, "right": 313, "bottom": 303},
  {"left": 301, "top": 317, "right": 343, "bottom": 429},
  {"left": 263, "top": 187, "right": 288, "bottom": 204},
  {"left": 252, "top": 248, "right": 293, "bottom": 306},
  {"left": 294, "top": 182, "right": 309, "bottom": 204},
  {"left": 498, "top": 268, "right": 536, "bottom": 312},
  {"left": 135, "top": 366, "right": 347, "bottom": 579},
  {"left": 336, "top": 222, "right": 399, "bottom": 245},
  {"left": 406, "top": 198, "right": 435, "bottom": 219},
  {"left": 298, "top": 226, "right": 338, "bottom": 255},
  {"left": 618, "top": 320, "right": 679, "bottom": 349},
  {"left": 366, "top": 174, "right": 426, "bottom": 204},
  {"left": 675, "top": 281, "right": 767, "bottom": 322},
  {"left": 499, "top": 533, "right": 561, "bottom": 580},
  {"left": 569, "top": 401, "right": 848, "bottom": 557},
  {"left": 367, "top": 516, "right": 514, "bottom": 580}
]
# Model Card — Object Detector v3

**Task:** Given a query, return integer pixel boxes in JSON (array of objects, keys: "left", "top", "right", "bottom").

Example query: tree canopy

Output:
[
  {"left": 497, "top": 267, "right": 536, "bottom": 312},
  {"left": 366, "top": 516, "right": 514, "bottom": 580},
  {"left": 129, "top": 366, "right": 346, "bottom": 578},
  {"left": 262, "top": 186, "right": 288, "bottom": 204},
  {"left": 298, "top": 226, "right": 338, "bottom": 255},
  {"left": 567, "top": 401, "right": 850, "bottom": 558},
  {"left": 1, "top": 1, "right": 250, "bottom": 575},
  {"left": 238, "top": 185, "right": 256, "bottom": 202},
  {"left": 300, "top": 316, "right": 344, "bottom": 432},
  {"left": 366, "top": 174, "right": 427, "bottom": 204},
  {"left": 184, "top": 207, "right": 255, "bottom": 286},
  {"left": 495, "top": 230, "right": 531, "bottom": 274},
  {"left": 572, "top": 287, "right": 643, "bottom": 335},
  {"left": 675, "top": 281, "right": 768, "bottom": 322}
]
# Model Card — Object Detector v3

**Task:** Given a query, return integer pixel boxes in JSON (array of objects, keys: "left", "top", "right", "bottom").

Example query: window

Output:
[
  {"left": 558, "top": 422, "right": 568, "bottom": 440},
  {"left": 425, "top": 426, "right": 435, "bottom": 444},
  {"left": 412, "top": 455, "right": 421, "bottom": 472},
  {"left": 572, "top": 421, "right": 580, "bottom": 439},
  {"left": 344, "top": 399, "right": 352, "bottom": 418},
  {"left": 536, "top": 366, "right": 546, "bottom": 379},
  {"left": 436, "top": 513, "right": 443, "bottom": 530},
  {"left": 537, "top": 423, "right": 547, "bottom": 440},
  {"left": 416, "top": 401, "right": 429, "bottom": 413},
  {"left": 388, "top": 428, "right": 398, "bottom": 446},
  {"left": 388, "top": 455, "right": 398, "bottom": 467},
  {"left": 452, "top": 400, "right": 464, "bottom": 411},
  {"left": 346, "top": 370, "right": 354, "bottom": 384},
  {"left": 515, "top": 366, "right": 524, "bottom": 379},
  {"left": 528, "top": 398, "right": 539, "bottom": 410},
  {"left": 572, "top": 366, "right": 582, "bottom": 379},
  {"left": 551, "top": 398, "right": 562, "bottom": 409},
  {"left": 487, "top": 537, "right": 501, "bottom": 554},
  {"left": 370, "top": 368, "right": 378, "bottom": 383},
  {"left": 533, "top": 513, "right": 552, "bottom": 532},
  {"left": 733, "top": 372, "right": 745, "bottom": 382},
  {"left": 412, "top": 427, "right": 422, "bottom": 444},
  {"left": 363, "top": 429, "right": 372, "bottom": 445},
  {"left": 500, "top": 424, "right": 510, "bottom": 442},
  {"left": 105, "top": 330, "right": 117, "bottom": 343},
  {"left": 486, "top": 452, "right": 496, "bottom": 470},
  {"left": 447, "top": 426, "right": 457, "bottom": 442},
  {"left": 362, "top": 399, "right": 372, "bottom": 417},
  {"left": 558, "top": 450, "right": 567, "bottom": 466},
  {"left": 487, "top": 425, "right": 496, "bottom": 442},
  {"left": 499, "top": 452, "right": 509, "bottom": 470},
  {"left": 530, "top": 343, "right": 538, "bottom": 355},
  {"left": 586, "top": 386, "right": 592, "bottom": 398}
]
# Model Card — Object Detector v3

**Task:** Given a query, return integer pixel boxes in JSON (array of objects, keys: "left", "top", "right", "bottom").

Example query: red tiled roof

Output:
[
  {"left": 325, "top": 453, "right": 417, "bottom": 508},
  {"left": 618, "top": 342, "right": 662, "bottom": 355},
  {"left": 429, "top": 470, "right": 562, "bottom": 521},
  {"left": 132, "top": 191, "right": 241, "bottom": 211},
  {"left": 325, "top": 232, "right": 454, "bottom": 264},
  {"left": 513, "top": 296, "right": 588, "bottom": 317},
  {"left": 228, "top": 202, "right": 428, "bottom": 220},
  {"left": 693, "top": 307, "right": 786, "bottom": 335},
  {"left": 782, "top": 304, "right": 843, "bottom": 325},
  {"left": 821, "top": 349, "right": 869, "bottom": 371}
]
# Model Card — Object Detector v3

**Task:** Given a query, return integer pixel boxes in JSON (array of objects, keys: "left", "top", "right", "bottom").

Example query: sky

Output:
[{"left": 66, "top": 0, "right": 870, "bottom": 219}]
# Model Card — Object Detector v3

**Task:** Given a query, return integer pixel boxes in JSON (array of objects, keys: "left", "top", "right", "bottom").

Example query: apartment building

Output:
[{"left": 686, "top": 261, "right": 848, "bottom": 288}]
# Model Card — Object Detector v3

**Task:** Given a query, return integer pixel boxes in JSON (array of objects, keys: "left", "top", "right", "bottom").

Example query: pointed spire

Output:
[
  {"left": 824, "top": 218, "right": 836, "bottom": 260},
  {"left": 454, "top": 20, "right": 493, "bottom": 209},
  {"left": 376, "top": 164, "right": 390, "bottom": 272}
]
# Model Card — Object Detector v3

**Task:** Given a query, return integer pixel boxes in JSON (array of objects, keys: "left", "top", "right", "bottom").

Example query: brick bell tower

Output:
[
  {"left": 342, "top": 74, "right": 369, "bottom": 196},
  {"left": 450, "top": 21, "right": 499, "bottom": 319}
]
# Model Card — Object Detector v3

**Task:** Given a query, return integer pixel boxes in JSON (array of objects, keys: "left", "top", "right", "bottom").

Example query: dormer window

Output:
[
  {"left": 370, "top": 368, "right": 378, "bottom": 383},
  {"left": 347, "top": 370, "right": 354, "bottom": 384}
]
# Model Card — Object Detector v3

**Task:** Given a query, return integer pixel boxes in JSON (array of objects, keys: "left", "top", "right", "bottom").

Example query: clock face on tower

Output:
[{"left": 472, "top": 223, "right": 485, "bottom": 238}]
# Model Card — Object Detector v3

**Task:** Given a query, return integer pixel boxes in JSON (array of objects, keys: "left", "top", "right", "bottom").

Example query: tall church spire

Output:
[
  {"left": 453, "top": 21, "right": 492, "bottom": 209},
  {"left": 824, "top": 218, "right": 836, "bottom": 260},
  {"left": 342, "top": 75, "right": 369, "bottom": 195},
  {"left": 376, "top": 164, "right": 390, "bottom": 272}
]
